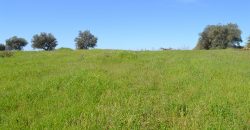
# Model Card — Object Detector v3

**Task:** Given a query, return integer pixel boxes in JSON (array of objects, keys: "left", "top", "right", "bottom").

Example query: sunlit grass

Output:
[{"left": 0, "top": 49, "right": 250, "bottom": 129}]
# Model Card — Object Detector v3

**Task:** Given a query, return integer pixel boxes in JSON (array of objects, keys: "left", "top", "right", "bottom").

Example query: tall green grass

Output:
[{"left": 0, "top": 49, "right": 250, "bottom": 129}]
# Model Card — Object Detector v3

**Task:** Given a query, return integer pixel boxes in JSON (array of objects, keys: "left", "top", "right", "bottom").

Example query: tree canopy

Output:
[
  {"left": 6, "top": 36, "right": 28, "bottom": 50},
  {"left": 75, "top": 31, "right": 98, "bottom": 49},
  {"left": 0, "top": 44, "right": 5, "bottom": 51},
  {"left": 195, "top": 23, "right": 242, "bottom": 50},
  {"left": 32, "top": 33, "right": 58, "bottom": 51}
]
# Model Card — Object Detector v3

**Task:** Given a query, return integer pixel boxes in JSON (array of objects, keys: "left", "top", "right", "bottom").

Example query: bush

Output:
[
  {"left": 246, "top": 36, "right": 250, "bottom": 48},
  {"left": 57, "top": 47, "right": 74, "bottom": 51},
  {"left": 0, "top": 51, "right": 14, "bottom": 58}
]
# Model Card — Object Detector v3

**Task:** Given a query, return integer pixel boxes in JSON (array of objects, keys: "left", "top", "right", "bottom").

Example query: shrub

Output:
[
  {"left": 246, "top": 36, "right": 250, "bottom": 48},
  {"left": 0, "top": 51, "right": 14, "bottom": 58},
  {"left": 57, "top": 47, "right": 73, "bottom": 51}
]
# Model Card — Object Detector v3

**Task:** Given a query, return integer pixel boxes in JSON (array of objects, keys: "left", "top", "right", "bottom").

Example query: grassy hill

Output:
[{"left": 0, "top": 49, "right": 250, "bottom": 129}]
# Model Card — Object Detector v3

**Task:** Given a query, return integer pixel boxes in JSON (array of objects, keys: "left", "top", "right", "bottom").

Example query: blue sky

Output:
[{"left": 1, "top": 0, "right": 250, "bottom": 50}]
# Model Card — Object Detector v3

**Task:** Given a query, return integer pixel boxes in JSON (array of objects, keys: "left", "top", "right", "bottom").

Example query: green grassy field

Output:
[{"left": 0, "top": 49, "right": 250, "bottom": 129}]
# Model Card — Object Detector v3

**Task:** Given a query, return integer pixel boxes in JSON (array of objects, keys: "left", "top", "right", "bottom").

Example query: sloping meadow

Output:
[{"left": 0, "top": 49, "right": 250, "bottom": 129}]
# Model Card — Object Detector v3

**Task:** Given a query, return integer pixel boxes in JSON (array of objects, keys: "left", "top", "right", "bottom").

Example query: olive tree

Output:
[
  {"left": 195, "top": 23, "right": 242, "bottom": 50},
  {"left": 32, "top": 33, "right": 57, "bottom": 51},
  {"left": 75, "top": 30, "right": 98, "bottom": 49},
  {"left": 6, "top": 36, "right": 28, "bottom": 50}
]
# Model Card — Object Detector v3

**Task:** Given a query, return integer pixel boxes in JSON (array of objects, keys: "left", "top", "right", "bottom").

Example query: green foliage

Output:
[
  {"left": 57, "top": 47, "right": 74, "bottom": 51},
  {"left": 5, "top": 36, "right": 28, "bottom": 50},
  {"left": 0, "top": 43, "right": 5, "bottom": 51},
  {"left": 32, "top": 33, "right": 58, "bottom": 51},
  {"left": 0, "top": 51, "right": 13, "bottom": 58},
  {"left": 0, "top": 50, "right": 250, "bottom": 129},
  {"left": 75, "top": 30, "right": 98, "bottom": 49},
  {"left": 195, "top": 23, "right": 242, "bottom": 50},
  {"left": 247, "top": 36, "right": 250, "bottom": 48}
]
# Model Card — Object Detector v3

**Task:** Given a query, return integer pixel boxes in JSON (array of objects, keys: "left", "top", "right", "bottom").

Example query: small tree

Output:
[
  {"left": 0, "top": 44, "right": 5, "bottom": 51},
  {"left": 195, "top": 23, "right": 242, "bottom": 50},
  {"left": 6, "top": 36, "right": 28, "bottom": 50},
  {"left": 32, "top": 33, "right": 57, "bottom": 51},
  {"left": 75, "top": 30, "right": 98, "bottom": 49}
]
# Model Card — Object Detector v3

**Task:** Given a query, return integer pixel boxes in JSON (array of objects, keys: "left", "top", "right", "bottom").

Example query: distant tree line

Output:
[
  {"left": 0, "top": 30, "right": 97, "bottom": 51},
  {"left": 1, "top": 23, "right": 250, "bottom": 51}
]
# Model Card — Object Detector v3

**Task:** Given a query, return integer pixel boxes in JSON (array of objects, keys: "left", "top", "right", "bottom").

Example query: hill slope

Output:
[{"left": 0, "top": 50, "right": 250, "bottom": 129}]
